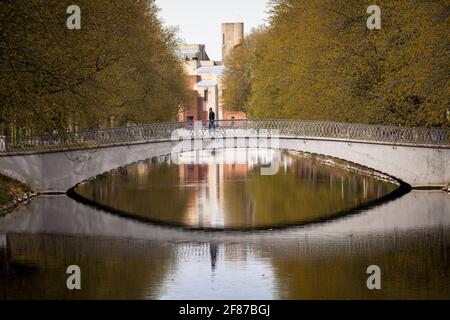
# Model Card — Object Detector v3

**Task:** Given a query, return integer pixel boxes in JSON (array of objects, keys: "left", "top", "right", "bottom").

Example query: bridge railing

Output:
[
  {"left": 0, "top": 122, "right": 186, "bottom": 154},
  {"left": 0, "top": 120, "right": 448, "bottom": 154}
]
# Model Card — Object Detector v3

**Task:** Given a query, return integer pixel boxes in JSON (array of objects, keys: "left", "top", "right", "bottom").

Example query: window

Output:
[
  {"left": 204, "top": 90, "right": 208, "bottom": 102},
  {"left": 187, "top": 116, "right": 194, "bottom": 122}
]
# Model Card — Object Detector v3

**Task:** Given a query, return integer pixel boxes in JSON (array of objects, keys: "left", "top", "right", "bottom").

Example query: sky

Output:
[{"left": 155, "top": 0, "right": 270, "bottom": 61}]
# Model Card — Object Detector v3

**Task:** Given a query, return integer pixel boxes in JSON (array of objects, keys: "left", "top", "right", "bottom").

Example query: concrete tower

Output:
[{"left": 221, "top": 22, "right": 244, "bottom": 60}]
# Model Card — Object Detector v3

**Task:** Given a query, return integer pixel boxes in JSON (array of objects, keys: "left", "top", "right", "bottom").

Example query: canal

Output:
[{"left": 0, "top": 149, "right": 449, "bottom": 299}]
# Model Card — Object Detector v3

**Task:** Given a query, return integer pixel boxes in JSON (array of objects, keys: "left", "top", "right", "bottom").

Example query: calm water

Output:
[
  {"left": 0, "top": 148, "right": 449, "bottom": 299},
  {"left": 74, "top": 149, "right": 398, "bottom": 229}
]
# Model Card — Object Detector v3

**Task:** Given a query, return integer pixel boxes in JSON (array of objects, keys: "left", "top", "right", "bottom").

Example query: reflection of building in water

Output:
[
  {"left": 177, "top": 149, "right": 278, "bottom": 228},
  {"left": 136, "top": 162, "right": 150, "bottom": 184}
]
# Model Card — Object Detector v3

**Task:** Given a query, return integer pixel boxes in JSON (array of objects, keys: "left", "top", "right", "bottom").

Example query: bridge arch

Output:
[{"left": 0, "top": 120, "right": 448, "bottom": 192}]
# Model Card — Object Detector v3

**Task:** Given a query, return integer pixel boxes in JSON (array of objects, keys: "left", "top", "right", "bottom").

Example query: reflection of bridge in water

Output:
[
  {"left": 0, "top": 190, "right": 448, "bottom": 244},
  {"left": 0, "top": 190, "right": 449, "bottom": 299},
  {"left": 0, "top": 120, "right": 448, "bottom": 192}
]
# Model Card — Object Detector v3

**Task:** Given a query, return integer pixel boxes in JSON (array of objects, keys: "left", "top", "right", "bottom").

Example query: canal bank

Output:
[{"left": 0, "top": 173, "right": 36, "bottom": 216}]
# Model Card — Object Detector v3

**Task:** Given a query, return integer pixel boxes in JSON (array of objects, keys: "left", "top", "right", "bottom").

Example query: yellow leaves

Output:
[
  {"left": 1, "top": 0, "right": 189, "bottom": 133},
  {"left": 221, "top": 0, "right": 448, "bottom": 127}
]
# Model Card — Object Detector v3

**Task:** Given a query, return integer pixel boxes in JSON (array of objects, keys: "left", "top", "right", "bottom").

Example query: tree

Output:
[
  {"left": 222, "top": 27, "right": 266, "bottom": 113},
  {"left": 0, "top": 0, "right": 189, "bottom": 137},
  {"left": 222, "top": 0, "right": 449, "bottom": 127}
]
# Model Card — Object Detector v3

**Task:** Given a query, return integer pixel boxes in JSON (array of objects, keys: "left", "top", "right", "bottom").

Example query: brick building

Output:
[{"left": 177, "top": 23, "right": 247, "bottom": 122}]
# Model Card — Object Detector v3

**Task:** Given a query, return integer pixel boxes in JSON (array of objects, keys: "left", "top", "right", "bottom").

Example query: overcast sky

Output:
[{"left": 155, "top": 0, "right": 270, "bottom": 61}]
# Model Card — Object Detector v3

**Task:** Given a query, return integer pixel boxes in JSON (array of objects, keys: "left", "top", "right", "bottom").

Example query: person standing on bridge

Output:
[{"left": 208, "top": 108, "right": 215, "bottom": 131}]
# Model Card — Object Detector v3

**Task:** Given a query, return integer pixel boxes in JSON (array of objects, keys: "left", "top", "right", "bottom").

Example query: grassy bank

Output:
[{"left": 0, "top": 173, "right": 31, "bottom": 206}]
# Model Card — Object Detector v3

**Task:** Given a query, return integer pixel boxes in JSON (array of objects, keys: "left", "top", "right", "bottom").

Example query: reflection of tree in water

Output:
[
  {"left": 75, "top": 157, "right": 194, "bottom": 225},
  {"left": 0, "top": 234, "right": 174, "bottom": 299},
  {"left": 0, "top": 235, "right": 40, "bottom": 298},
  {"left": 75, "top": 151, "right": 397, "bottom": 229},
  {"left": 3, "top": 230, "right": 447, "bottom": 299},
  {"left": 256, "top": 229, "right": 450, "bottom": 299},
  {"left": 118, "top": 166, "right": 128, "bottom": 179},
  {"left": 222, "top": 152, "right": 397, "bottom": 228}
]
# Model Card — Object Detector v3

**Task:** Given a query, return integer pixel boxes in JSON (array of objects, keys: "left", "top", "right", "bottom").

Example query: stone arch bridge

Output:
[{"left": 0, "top": 120, "right": 448, "bottom": 192}]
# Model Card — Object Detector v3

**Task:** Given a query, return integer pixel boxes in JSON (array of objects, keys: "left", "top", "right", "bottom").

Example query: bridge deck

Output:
[
  {"left": 0, "top": 120, "right": 448, "bottom": 191},
  {"left": 0, "top": 120, "right": 448, "bottom": 155}
]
